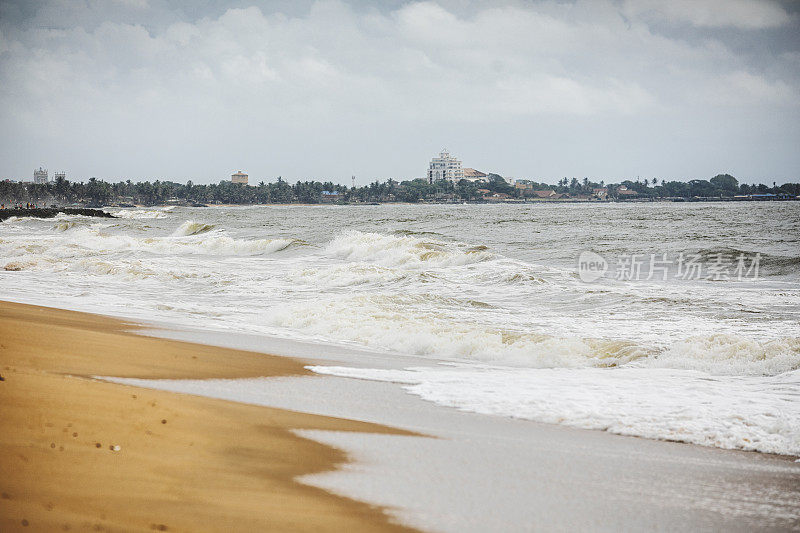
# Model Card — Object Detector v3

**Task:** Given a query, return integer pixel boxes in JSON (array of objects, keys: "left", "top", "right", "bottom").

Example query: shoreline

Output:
[
  {"left": 0, "top": 300, "right": 417, "bottom": 532},
  {"left": 101, "top": 326, "right": 800, "bottom": 532},
  {"left": 1, "top": 301, "right": 799, "bottom": 530},
  {"left": 5, "top": 198, "right": 796, "bottom": 215}
]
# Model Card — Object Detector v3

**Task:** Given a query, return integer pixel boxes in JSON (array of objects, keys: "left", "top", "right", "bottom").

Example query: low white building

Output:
[
  {"left": 462, "top": 168, "right": 488, "bottom": 183},
  {"left": 33, "top": 167, "right": 48, "bottom": 184},
  {"left": 427, "top": 149, "right": 464, "bottom": 184}
]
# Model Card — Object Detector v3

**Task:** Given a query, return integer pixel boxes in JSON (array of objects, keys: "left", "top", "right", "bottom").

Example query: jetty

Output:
[{"left": 0, "top": 208, "right": 116, "bottom": 223}]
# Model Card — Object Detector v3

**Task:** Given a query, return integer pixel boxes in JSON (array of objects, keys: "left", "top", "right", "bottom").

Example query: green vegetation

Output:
[
  {"left": 0, "top": 173, "right": 797, "bottom": 206},
  {"left": 605, "top": 174, "right": 799, "bottom": 199}
]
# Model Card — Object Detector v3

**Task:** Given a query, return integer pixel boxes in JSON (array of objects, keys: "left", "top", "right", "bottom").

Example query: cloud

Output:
[
  {"left": 0, "top": 0, "right": 798, "bottom": 181},
  {"left": 112, "top": 0, "right": 149, "bottom": 9},
  {"left": 717, "top": 70, "right": 796, "bottom": 104},
  {"left": 622, "top": 0, "right": 791, "bottom": 29}
]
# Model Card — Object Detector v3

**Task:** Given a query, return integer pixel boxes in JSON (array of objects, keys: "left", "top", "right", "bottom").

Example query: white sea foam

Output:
[
  {"left": 0, "top": 239, "right": 294, "bottom": 285},
  {"left": 173, "top": 220, "right": 216, "bottom": 236},
  {"left": 178, "top": 234, "right": 295, "bottom": 255},
  {"left": 650, "top": 334, "right": 800, "bottom": 375},
  {"left": 286, "top": 263, "right": 413, "bottom": 288},
  {"left": 2, "top": 204, "right": 799, "bottom": 456},
  {"left": 325, "top": 231, "right": 494, "bottom": 268},
  {"left": 112, "top": 209, "right": 169, "bottom": 219},
  {"left": 53, "top": 220, "right": 77, "bottom": 231},
  {"left": 2, "top": 224, "right": 295, "bottom": 259},
  {"left": 67, "top": 257, "right": 215, "bottom": 281},
  {"left": 309, "top": 364, "right": 800, "bottom": 456},
  {"left": 268, "top": 294, "right": 650, "bottom": 366},
  {"left": 267, "top": 294, "right": 800, "bottom": 374}
]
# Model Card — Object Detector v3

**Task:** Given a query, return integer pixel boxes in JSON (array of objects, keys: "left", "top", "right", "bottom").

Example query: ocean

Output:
[{"left": 2, "top": 202, "right": 799, "bottom": 455}]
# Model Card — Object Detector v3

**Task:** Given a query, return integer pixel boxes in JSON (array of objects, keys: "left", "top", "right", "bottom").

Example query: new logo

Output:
[{"left": 577, "top": 250, "right": 607, "bottom": 282}]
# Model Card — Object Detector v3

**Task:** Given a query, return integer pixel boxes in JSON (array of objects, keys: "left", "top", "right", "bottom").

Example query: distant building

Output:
[
  {"left": 231, "top": 170, "right": 248, "bottom": 184},
  {"left": 617, "top": 185, "right": 638, "bottom": 196},
  {"left": 321, "top": 190, "right": 340, "bottom": 202},
  {"left": 534, "top": 189, "right": 558, "bottom": 199},
  {"left": 462, "top": 168, "right": 488, "bottom": 183},
  {"left": 427, "top": 149, "right": 463, "bottom": 184},
  {"left": 593, "top": 187, "right": 608, "bottom": 199},
  {"left": 487, "top": 192, "right": 511, "bottom": 200},
  {"left": 34, "top": 167, "right": 48, "bottom": 184},
  {"left": 54, "top": 171, "right": 66, "bottom": 181}
]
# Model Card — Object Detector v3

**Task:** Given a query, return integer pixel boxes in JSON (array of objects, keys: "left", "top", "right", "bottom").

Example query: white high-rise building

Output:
[
  {"left": 33, "top": 167, "right": 48, "bottom": 184},
  {"left": 427, "top": 149, "right": 463, "bottom": 184}
]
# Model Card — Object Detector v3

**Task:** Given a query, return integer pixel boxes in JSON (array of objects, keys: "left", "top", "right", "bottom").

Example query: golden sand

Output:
[{"left": 0, "top": 301, "right": 418, "bottom": 532}]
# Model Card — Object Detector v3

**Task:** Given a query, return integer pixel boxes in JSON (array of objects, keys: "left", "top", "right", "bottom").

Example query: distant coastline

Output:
[{"left": 1, "top": 174, "right": 798, "bottom": 208}]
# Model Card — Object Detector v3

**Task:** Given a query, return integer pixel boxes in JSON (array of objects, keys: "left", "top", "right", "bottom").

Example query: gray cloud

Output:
[
  {"left": 622, "top": 0, "right": 791, "bottom": 29},
  {"left": 0, "top": 0, "right": 798, "bottom": 184}
]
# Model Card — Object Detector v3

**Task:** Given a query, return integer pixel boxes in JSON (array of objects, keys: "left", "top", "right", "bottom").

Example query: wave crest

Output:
[
  {"left": 650, "top": 334, "right": 800, "bottom": 375},
  {"left": 267, "top": 294, "right": 799, "bottom": 375},
  {"left": 325, "top": 231, "right": 494, "bottom": 268},
  {"left": 173, "top": 220, "right": 216, "bottom": 236},
  {"left": 112, "top": 209, "right": 169, "bottom": 219}
]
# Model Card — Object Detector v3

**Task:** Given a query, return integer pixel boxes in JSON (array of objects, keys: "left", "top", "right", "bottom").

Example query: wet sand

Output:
[
  {"left": 0, "top": 301, "right": 417, "bottom": 532},
  {"left": 120, "top": 325, "right": 800, "bottom": 532}
]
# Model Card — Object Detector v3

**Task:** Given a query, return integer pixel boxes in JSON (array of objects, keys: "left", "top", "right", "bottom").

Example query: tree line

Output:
[{"left": 0, "top": 173, "right": 797, "bottom": 206}]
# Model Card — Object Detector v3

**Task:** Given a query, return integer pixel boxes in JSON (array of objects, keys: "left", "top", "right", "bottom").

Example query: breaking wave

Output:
[
  {"left": 175, "top": 234, "right": 296, "bottom": 255},
  {"left": 286, "top": 263, "right": 415, "bottom": 288},
  {"left": 266, "top": 294, "right": 800, "bottom": 375},
  {"left": 3, "top": 203, "right": 799, "bottom": 457},
  {"left": 325, "top": 231, "right": 494, "bottom": 268},
  {"left": 310, "top": 365, "right": 800, "bottom": 456},
  {"left": 691, "top": 246, "right": 800, "bottom": 277},
  {"left": 173, "top": 220, "right": 216, "bottom": 236},
  {"left": 650, "top": 334, "right": 800, "bottom": 375},
  {"left": 112, "top": 209, "right": 170, "bottom": 219},
  {"left": 53, "top": 221, "right": 77, "bottom": 232},
  {"left": 0, "top": 224, "right": 297, "bottom": 264}
]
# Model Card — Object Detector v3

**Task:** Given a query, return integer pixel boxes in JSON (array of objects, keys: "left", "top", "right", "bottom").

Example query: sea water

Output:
[{"left": 1, "top": 202, "right": 798, "bottom": 454}]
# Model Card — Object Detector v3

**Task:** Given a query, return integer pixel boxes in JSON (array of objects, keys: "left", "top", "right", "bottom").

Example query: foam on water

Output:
[
  {"left": 650, "top": 334, "right": 800, "bottom": 375},
  {"left": 173, "top": 220, "right": 216, "bottom": 236},
  {"left": 111, "top": 208, "right": 170, "bottom": 219},
  {"left": 325, "top": 230, "right": 494, "bottom": 268},
  {"left": 309, "top": 364, "right": 800, "bottom": 456},
  {"left": 53, "top": 220, "right": 77, "bottom": 232},
  {"left": 2, "top": 203, "right": 799, "bottom": 455},
  {"left": 0, "top": 222, "right": 296, "bottom": 262},
  {"left": 265, "top": 291, "right": 800, "bottom": 374}
]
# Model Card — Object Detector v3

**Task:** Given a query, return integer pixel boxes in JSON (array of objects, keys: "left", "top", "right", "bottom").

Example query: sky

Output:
[{"left": 0, "top": 0, "right": 798, "bottom": 186}]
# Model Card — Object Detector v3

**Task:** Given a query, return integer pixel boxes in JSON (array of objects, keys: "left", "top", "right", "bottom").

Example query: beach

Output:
[
  {"left": 3, "top": 0, "right": 800, "bottom": 528},
  {"left": 0, "top": 301, "right": 415, "bottom": 532},
  {"left": 1, "top": 203, "right": 799, "bottom": 530},
  {"left": 3, "top": 301, "right": 799, "bottom": 532}
]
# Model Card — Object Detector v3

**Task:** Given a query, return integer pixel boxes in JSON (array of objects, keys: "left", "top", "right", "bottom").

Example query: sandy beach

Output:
[
  {"left": 107, "top": 323, "right": 800, "bottom": 532},
  {"left": 1, "top": 301, "right": 799, "bottom": 531},
  {"left": 0, "top": 301, "right": 416, "bottom": 532},
  {"left": 4, "top": 0, "right": 800, "bottom": 528}
]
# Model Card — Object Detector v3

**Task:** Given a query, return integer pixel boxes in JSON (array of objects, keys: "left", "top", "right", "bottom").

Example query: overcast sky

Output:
[{"left": 1, "top": 0, "right": 798, "bottom": 185}]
